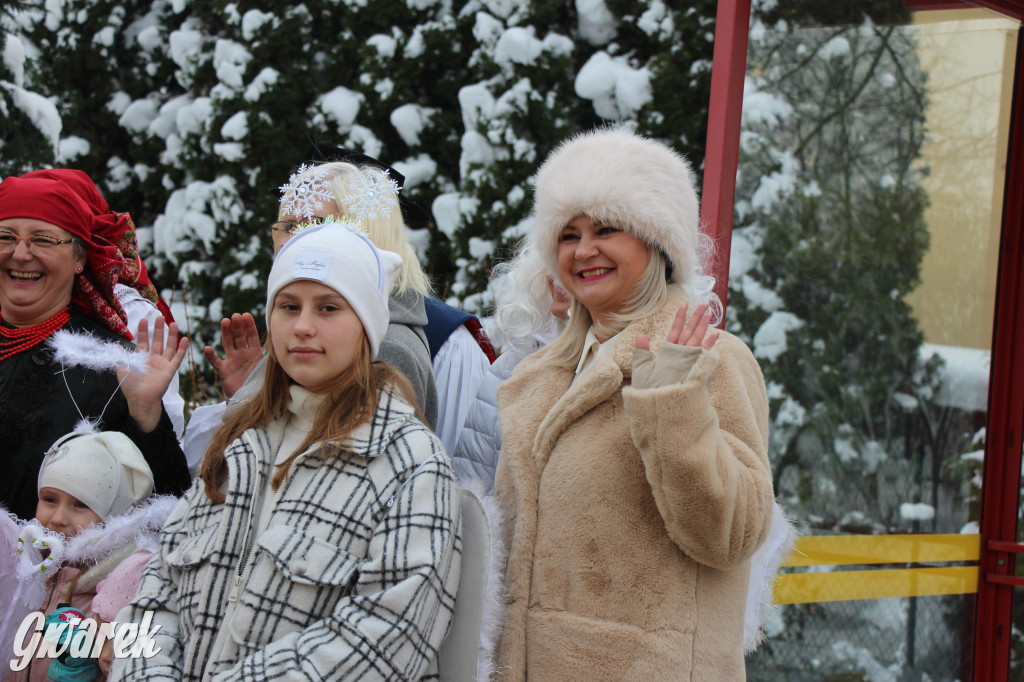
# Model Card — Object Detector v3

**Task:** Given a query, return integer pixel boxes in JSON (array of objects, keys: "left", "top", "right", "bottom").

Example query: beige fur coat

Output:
[{"left": 493, "top": 287, "right": 774, "bottom": 681}]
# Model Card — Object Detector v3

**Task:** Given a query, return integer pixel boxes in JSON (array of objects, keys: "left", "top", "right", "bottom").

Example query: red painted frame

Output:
[
  {"left": 974, "top": 22, "right": 1024, "bottom": 682},
  {"left": 701, "top": 0, "right": 751, "bottom": 319},
  {"left": 703, "top": 1, "right": 1024, "bottom": 679}
]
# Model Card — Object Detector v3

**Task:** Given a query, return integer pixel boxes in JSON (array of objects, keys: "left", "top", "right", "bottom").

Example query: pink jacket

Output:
[
  {"left": 92, "top": 549, "right": 153, "bottom": 623},
  {"left": 3, "top": 566, "right": 95, "bottom": 682}
]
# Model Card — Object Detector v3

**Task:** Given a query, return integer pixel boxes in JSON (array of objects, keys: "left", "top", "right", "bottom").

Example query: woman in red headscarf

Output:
[
  {"left": 20, "top": 168, "right": 175, "bottom": 325},
  {"left": 0, "top": 174, "right": 191, "bottom": 520},
  {"left": 20, "top": 169, "right": 186, "bottom": 438}
]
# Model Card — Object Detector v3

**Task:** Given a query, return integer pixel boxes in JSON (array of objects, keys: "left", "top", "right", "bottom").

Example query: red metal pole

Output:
[
  {"left": 973, "top": 25, "right": 1024, "bottom": 682},
  {"left": 701, "top": 0, "right": 752, "bottom": 322}
]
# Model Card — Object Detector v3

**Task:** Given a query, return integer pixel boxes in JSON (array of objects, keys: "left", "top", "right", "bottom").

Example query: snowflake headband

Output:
[
  {"left": 278, "top": 164, "right": 334, "bottom": 221},
  {"left": 279, "top": 163, "right": 401, "bottom": 223},
  {"left": 344, "top": 167, "right": 400, "bottom": 222}
]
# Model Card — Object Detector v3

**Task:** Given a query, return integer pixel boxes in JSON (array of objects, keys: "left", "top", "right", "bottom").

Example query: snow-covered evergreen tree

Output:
[
  {"left": 2, "top": 0, "right": 719, "bottom": 403},
  {"left": 14, "top": 0, "right": 482, "bottom": 400},
  {"left": 731, "top": 6, "right": 955, "bottom": 534},
  {"left": 0, "top": 2, "right": 59, "bottom": 175}
]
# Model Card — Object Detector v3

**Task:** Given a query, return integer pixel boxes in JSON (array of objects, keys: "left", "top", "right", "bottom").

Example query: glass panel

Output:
[{"left": 729, "top": 4, "right": 1017, "bottom": 679}]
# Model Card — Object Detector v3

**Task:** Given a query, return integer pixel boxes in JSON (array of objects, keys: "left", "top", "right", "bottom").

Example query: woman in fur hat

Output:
[
  {"left": 110, "top": 223, "right": 461, "bottom": 682},
  {"left": 492, "top": 128, "right": 775, "bottom": 681}
]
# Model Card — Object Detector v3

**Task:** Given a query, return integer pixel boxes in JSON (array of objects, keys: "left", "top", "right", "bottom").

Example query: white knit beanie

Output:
[
  {"left": 267, "top": 222, "right": 403, "bottom": 358},
  {"left": 533, "top": 127, "right": 700, "bottom": 288},
  {"left": 38, "top": 431, "right": 154, "bottom": 522}
]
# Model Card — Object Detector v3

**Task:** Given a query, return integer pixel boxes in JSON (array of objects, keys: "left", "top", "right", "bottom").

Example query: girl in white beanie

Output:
[
  {"left": 111, "top": 222, "right": 461, "bottom": 682},
  {"left": 492, "top": 128, "right": 777, "bottom": 681},
  {"left": 5, "top": 430, "right": 173, "bottom": 682}
]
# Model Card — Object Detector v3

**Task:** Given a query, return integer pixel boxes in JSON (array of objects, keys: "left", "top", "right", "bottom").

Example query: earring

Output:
[{"left": 75, "top": 266, "right": 83, "bottom": 273}]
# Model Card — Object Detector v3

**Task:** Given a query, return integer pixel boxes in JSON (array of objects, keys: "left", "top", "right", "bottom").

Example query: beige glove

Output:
[{"left": 631, "top": 342, "right": 702, "bottom": 389}]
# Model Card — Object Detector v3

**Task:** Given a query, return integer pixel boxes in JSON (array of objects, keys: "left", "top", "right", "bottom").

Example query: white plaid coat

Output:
[{"left": 109, "top": 387, "right": 461, "bottom": 682}]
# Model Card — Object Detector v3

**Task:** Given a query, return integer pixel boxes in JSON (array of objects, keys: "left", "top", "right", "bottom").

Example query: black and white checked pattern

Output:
[{"left": 110, "top": 387, "right": 461, "bottom": 682}]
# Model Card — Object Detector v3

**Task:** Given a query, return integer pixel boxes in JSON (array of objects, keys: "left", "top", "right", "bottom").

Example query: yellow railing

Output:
[{"left": 774, "top": 533, "right": 981, "bottom": 604}]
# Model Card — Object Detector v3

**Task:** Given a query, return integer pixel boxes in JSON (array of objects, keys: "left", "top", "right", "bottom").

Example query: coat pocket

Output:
[
  {"left": 165, "top": 526, "right": 221, "bottom": 569},
  {"left": 163, "top": 525, "right": 220, "bottom": 639},
  {"left": 228, "top": 525, "right": 362, "bottom": 648}
]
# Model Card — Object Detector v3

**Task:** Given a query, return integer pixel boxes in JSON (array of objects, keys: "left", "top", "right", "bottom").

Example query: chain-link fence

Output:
[{"left": 747, "top": 595, "right": 972, "bottom": 681}]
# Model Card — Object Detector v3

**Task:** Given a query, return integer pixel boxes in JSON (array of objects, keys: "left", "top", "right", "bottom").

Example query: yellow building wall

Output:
[{"left": 905, "top": 10, "right": 1017, "bottom": 350}]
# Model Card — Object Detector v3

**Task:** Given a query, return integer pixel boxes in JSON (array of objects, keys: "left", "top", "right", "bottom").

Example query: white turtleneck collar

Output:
[
  {"left": 278, "top": 384, "right": 325, "bottom": 466},
  {"left": 287, "top": 384, "right": 323, "bottom": 427}
]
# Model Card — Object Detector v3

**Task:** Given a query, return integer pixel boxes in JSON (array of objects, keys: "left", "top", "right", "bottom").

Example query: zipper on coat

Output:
[
  {"left": 210, "top": 434, "right": 318, "bottom": 669},
  {"left": 227, "top": 497, "right": 258, "bottom": 604},
  {"left": 227, "top": 437, "right": 315, "bottom": 603},
  {"left": 228, "top": 431, "right": 264, "bottom": 604}
]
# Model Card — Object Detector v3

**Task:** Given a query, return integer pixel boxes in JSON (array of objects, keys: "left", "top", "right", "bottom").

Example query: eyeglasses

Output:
[
  {"left": 271, "top": 216, "right": 338, "bottom": 236},
  {"left": 271, "top": 221, "right": 302, "bottom": 236},
  {"left": 0, "top": 230, "right": 78, "bottom": 253}
]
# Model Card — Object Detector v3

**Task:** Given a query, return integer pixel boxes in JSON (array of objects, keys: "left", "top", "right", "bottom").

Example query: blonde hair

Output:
[{"left": 279, "top": 162, "right": 433, "bottom": 296}]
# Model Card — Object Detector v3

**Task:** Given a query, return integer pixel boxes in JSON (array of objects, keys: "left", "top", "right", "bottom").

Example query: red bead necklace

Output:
[{"left": 0, "top": 308, "right": 71, "bottom": 361}]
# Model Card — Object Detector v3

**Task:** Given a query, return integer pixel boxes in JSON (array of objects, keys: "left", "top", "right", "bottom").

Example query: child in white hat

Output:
[
  {"left": 35, "top": 431, "right": 154, "bottom": 531},
  {"left": 5, "top": 431, "right": 174, "bottom": 682},
  {"left": 111, "top": 222, "right": 461, "bottom": 682}
]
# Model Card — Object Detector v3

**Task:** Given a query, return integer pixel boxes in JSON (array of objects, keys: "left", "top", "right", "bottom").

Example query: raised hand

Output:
[
  {"left": 636, "top": 303, "right": 719, "bottom": 352},
  {"left": 203, "top": 313, "right": 262, "bottom": 398},
  {"left": 118, "top": 317, "right": 188, "bottom": 433}
]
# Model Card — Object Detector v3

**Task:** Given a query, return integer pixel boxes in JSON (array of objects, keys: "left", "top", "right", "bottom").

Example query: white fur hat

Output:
[
  {"left": 267, "top": 222, "right": 403, "bottom": 358},
  {"left": 38, "top": 431, "right": 154, "bottom": 522},
  {"left": 532, "top": 127, "right": 700, "bottom": 287}
]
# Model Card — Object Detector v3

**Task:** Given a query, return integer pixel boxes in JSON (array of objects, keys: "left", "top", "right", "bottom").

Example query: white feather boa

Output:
[
  {"left": 47, "top": 328, "right": 151, "bottom": 432},
  {"left": 62, "top": 495, "right": 176, "bottom": 564},
  {"left": 744, "top": 501, "right": 799, "bottom": 653},
  {"left": 48, "top": 328, "right": 149, "bottom": 374}
]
